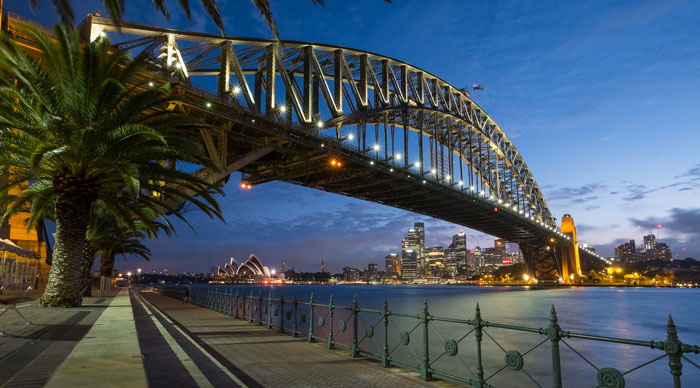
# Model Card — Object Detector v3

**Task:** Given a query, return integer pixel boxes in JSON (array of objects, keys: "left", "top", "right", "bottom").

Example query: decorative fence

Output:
[{"left": 153, "top": 285, "right": 700, "bottom": 387}]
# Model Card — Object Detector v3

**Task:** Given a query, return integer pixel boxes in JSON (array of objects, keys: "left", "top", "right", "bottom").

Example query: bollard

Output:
[
  {"left": 548, "top": 305, "right": 563, "bottom": 388},
  {"left": 308, "top": 292, "right": 315, "bottom": 343},
  {"left": 328, "top": 294, "right": 335, "bottom": 350},
  {"left": 381, "top": 299, "right": 390, "bottom": 368},
  {"left": 420, "top": 299, "right": 432, "bottom": 381},
  {"left": 350, "top": 295, "right": 360, "bottom": 358}
]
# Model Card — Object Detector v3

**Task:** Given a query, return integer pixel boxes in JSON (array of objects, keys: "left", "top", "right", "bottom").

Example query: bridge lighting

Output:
[
  {"left": 279, "top": 105, "right": 286, "bottom": 113},
  {"left": 445, "top": 175, "right": 451, "bottom": 180},
  {"left": 390, "top": 168, "right": 394, "bottom": 172},
  {"left": 470, "top": 186, "right": 475, "bottom": 191},
  {"left": 494, "top": 207, "right": 498, "bottom": 212},
  {"left": 148, "top": 81, "right": 155, "bottom": 87},
  {"left": 373, "top": 144, "right": 380, "bottom": 151},
  {"left": 233, "top": 86, "right": 242, "bottom": 95},
  {"left": 549, "top": 237, "right": 556, "bottom": 243},
  {"left": 479, "top": 190, "right": 485, "bottom": 196},
  {"left": 423, "top": 180, "right": 426, "bottom": 184},
  {"left": 523, "top": 274, "right": 530, "bottom": 282},
  {"left": 347, "top": 133, "right": 354, "bottom": 140},
  {"left": 395, "top": 153, "right": 402, "bottom": 160},
  {"left": 317, "top": 121, "right": 325, "bottom": 128},
  {"left": 99, "top": 31, "right": 107, "bottom": 38},
  {"left": 330, "top": 159, "right": 337, "bottom": 166},
  {"left": 369, "top": 161, "right": 374, "bottom": 165},
  {"left": 205, "top": 102, "right": 212, "bottom": 108},
  {"left": 175, "top": 62, "right": 182, "bottom": 69},
  {"left": 414, "top": 161, "right": 421, "bottom": 168},
  {"left": 458, "top": 181, "right": 463, "bottom": 186},
  {"left": 497, "top": 199, "right": 503, "bottom": 204}
]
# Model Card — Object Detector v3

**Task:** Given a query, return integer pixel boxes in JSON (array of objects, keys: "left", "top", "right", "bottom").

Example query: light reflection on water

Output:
[{"left": 198, "top": 284, "right": 700, "bottom": 387}]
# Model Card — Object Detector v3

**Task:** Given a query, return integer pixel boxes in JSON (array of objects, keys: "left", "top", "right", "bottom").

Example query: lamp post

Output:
[
  {"left": 127, "top": 271, "right": 132, "bottom": 285},
  {"left": 137, "top": 268, "right": 142, "bottom": 284}
]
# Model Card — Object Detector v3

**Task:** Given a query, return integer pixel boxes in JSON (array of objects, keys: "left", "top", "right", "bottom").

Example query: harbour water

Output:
[{"left": 188, "top": 284, "right": 700, "bottom": 387}]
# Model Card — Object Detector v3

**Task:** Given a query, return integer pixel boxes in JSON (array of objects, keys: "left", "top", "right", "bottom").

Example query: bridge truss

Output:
[{"left": 64, "top": 15, "right": 607, "bottom": 281}]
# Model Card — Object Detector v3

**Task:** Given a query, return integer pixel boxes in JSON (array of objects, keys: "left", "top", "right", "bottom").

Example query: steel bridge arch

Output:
[{"left": 82, "top": 15, "right": 555, "bottom": 226}]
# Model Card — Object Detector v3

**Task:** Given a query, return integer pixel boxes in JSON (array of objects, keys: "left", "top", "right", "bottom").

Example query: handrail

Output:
[{"left": 152, "top": 284, "right": 700, "bottom": 387}]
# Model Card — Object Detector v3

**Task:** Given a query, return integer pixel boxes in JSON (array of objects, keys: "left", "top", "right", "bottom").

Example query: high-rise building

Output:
[
  {"left": 280, "top": 262, "right": 287, "bottom": 273},
  {"left": 401, "top": 250, "right": 418, "bottom": 280},
  {"left": 385, "top": 253, "right": 399, "bottom": 276},
  {"left": 402, "top": 223, "right": 426, "bottom": 277},
  {"left": 494, "top": 239, "right": 506, "bottom": 259},
  {"left": 656, "top": 243, "right": 672, "bottom": 260},
  {"left": 615, "top": 239, "right": 636, "bottom": 264},
  {"left": 367, "top": 263, "right": 378, "bottom": 281},
  {"left": 426, "top": 246, "right": 446, "bottom": 278},
  {"left": 449, "top": 232, "right": 468, "bottom": 276},
  {"left": 644, "top": 233, "right": 657, "bottom": 251},
  {"left": 343, "top": 267, "right": 360, "bottom": 282},
  {"left": 321, "top": 260, "right": 327, "bottom": 273}
]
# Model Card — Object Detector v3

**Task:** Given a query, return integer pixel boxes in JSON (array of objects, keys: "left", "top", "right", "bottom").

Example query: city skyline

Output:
[{"left": 10, "top": 0, "right": 700, "bottom": 272}]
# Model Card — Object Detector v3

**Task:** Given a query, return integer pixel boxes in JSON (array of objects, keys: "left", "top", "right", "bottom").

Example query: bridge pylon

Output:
[
  {"left": 522, "top": 214, "right": 582, "bottom": 284},
  {"left": 558, "top": 214, "right": 582, "bottom": 281}
]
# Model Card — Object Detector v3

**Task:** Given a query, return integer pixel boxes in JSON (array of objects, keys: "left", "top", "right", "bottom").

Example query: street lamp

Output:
[
  {"left": 137, "top": 268, "right": 142, "bottom": 284},
  {"left": 126, "top": 271, "right": 132, "bottom": 285}
]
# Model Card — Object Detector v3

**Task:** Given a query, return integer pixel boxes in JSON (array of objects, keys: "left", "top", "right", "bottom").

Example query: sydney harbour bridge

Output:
[{"left": 8, "top": 12, "right": 605, "bottom": 283}]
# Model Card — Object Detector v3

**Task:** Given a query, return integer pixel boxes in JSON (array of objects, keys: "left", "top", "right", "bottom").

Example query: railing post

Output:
[
  {"left": 328, "top": 294, "right": 335, "bottom": 350},
  {"left": 228, "top": 288, "right": 233, "bottom": 316},
  {"left": 308, "top": 292, "right": 315, "bottom": 343},
  {"left": 420, "top": 299, "right": 432, "bottom": 381},
  {"left": 267, "top": 291, "right": 273, "bottom": 329},
  {"left": 473, "top": 303, "right": 485, "bottom": 388},
  {"left": 548, "top": 305, "right": 563, "bottom": 388},
  {"left": 381, "top": 299, "right": 390, "bottom": 368},
  {"left": 665, "top": 315, "right": 683, "bottom": 388},
  {"left": 350, "top": 294, "right": 360, "bottom": 358},
  {"left": 248, "top": 290, "right": 254, "bottom": 323},
  {"left": 258, "top": 290, "right": 263, "bottom": 325},
  {"left": 292, "top": 293, "right": 299, "bottom": 338},
  {"left": 242, "top": 289, "right": 246, "bottom": 319},
  {"left": 234, "top": 289, "right": 240, "bottom": 319},
  {"left": 279, "top": 291, "right": 285, "bottom": 333}
]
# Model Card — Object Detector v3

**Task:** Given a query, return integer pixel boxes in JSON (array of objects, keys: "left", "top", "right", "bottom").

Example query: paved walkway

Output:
[
  {"left": 137, "top": 290, "right": 454, "bottom": 388},
  {"left": 1, "top": 289, "right": 458, "bottom": 388},
  {"left": 0, "top": 292, "right": 114, "bottom": 387}
]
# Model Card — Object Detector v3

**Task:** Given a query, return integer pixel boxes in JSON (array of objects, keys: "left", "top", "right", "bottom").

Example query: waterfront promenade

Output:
[{"left": 0, "top": 287, "right": 454, "bottom": 388}]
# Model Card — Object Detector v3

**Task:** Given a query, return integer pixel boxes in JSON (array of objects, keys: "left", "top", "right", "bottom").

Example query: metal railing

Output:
[{"left": 154, "top": 285, "right": 700, "bottom": 387}]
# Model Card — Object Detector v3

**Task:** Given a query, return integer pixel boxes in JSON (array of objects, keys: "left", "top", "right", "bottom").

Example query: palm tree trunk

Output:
[
  {"left": 39, "top": 182, "right": 94, "bottom": 307},
  {"left": 81, "top": 243, "right": 97, "bottom": 297},
  {"left": 100, "top": 253, "right": 115, "bottom": 278}
]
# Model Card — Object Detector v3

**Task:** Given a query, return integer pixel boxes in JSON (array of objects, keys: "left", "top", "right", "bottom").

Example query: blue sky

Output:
[{"left": 9, "top": 0, "right": 700, "bottom": 272}]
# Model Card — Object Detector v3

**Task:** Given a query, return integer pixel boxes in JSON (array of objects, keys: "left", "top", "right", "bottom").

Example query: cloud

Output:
[
  {"left": 545, "top": 183, "right": 606, "bottom": 204},
  {"left": 628, "top": 208, "right": 700, "bottom": 257}
]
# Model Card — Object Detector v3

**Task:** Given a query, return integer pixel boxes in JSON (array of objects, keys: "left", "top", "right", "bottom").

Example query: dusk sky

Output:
[{"left": 10, "top": 0, "right": 700, "bottom": 273}]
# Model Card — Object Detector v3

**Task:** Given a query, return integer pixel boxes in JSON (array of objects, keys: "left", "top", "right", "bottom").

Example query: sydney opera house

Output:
[{"left": 216, "top": 254, "right": 278, "bottom": 281}]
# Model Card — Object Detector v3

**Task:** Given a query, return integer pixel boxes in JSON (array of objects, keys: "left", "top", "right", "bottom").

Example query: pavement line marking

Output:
[
  {"left": 136, "top": 292, "right": 249, "bottom": 388},
  {"left": 133, "top": 292, "right": 214, "bottom": 388}
]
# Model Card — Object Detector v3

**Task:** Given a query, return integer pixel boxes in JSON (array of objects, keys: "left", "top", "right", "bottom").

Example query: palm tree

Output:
[
  {"left": 80, "top": 202, "right": 171, "bottom": 296},
  {"left": 0, "top": 24, "right": 223, "bottom": 307}
]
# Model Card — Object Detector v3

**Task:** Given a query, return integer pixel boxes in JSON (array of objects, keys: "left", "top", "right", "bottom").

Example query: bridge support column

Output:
[{"left": 521, "top": 243, "right": 562, "bottom": 284}]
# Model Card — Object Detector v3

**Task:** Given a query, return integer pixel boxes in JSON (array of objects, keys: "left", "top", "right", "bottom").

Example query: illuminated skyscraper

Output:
[{"left": 321, "top": 260, "right": 327, "bottom": 273}]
